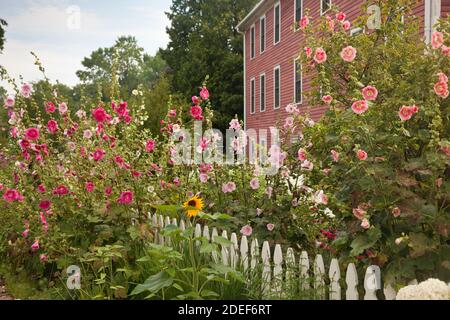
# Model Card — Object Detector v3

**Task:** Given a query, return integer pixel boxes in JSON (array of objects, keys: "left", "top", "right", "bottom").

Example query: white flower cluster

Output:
[{"left": 396, "top": 279, "right": 449, "bottom": 300}]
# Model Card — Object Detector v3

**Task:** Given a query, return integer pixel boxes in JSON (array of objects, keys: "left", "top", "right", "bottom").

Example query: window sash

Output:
[
  {"left": 295, "top": 61, "right": 302, "bottom": 104},
  {"left": 260, "top": 74, "right": 266, "bottom": 112},
  {"left": 274, "top": 4, "right": 280, "bottom": 43},
  {"left": 260, "top": 17, "right": 266, "bottom": 53},
  {"left": 250, "top": 79, "right": 256, "bottom": 113},
  {"left": 295, "top": 0, "right": 302, "bottom": 22},
  {"left": 250, "top": 26, "right": 255, "bottom": 58},
  {"left": 274, "top": 67, "right": 280, "bottom": 109}
]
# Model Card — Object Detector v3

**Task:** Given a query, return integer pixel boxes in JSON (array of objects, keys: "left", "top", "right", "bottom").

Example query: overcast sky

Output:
[{"left": 0, "top": 0, "right": 172, "bottom": 90}]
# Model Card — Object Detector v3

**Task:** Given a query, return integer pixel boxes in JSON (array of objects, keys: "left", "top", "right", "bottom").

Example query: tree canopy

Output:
[{"left": 0, "top": 18, "right": 7, "bottom": 52}]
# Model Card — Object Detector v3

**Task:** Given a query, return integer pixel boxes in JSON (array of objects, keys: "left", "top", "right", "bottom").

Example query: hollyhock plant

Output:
[
  {"left": 431, "top": 31, "right": 444, "bottom": 49},
  {"left": 20, "top": 83, "right": 32, "bottom": 98},
  {"left": 361, "top": 86, "right": 378, "bottom": 101},
  {"left": 314, "top": 47, "right": 327, "bottom": 64},
  {"left": 24, "top": 128, "right": 40, "bottom": 141},
  {"left": 322, "top": 95, "right": 333, "bottom": 104},
  {"left": 357, "top": 149, "right": 368, "bottom": 161},
  {"left": 351, "top": 100, "right": 369, "bottom": 114},
  {"left": 398, "top": 105, "right": 419, "bottom": 121},
  {"left": 4, "top": 96, "right": 15, "bottom": 108},
  {"left": 300, "top": 15, "right": 310, "bottom": 29},
  {"left": 240, "top": 225, "right": 253, "bottom": 237},
  {"left": 340, "top": 46, "right": 357, "bottom": 62},
  {"left": 47, "top": 120, "right": 58, "bottom": 134},
  {"left": 117, "top": 191, "right": 134, "bottom": 205}
]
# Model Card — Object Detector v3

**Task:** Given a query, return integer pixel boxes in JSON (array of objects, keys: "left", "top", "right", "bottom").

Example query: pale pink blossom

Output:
[
  {"left": 240, "top": 225, "right": 253, "bottom": 237},
  {"left": 199, "top": 173, "right": 209, "bottom": 183},
  {"left": 336, "top": 11, "right": 346, "bottom": 22},
  {"left": 301, "top": 160, "right": 314, "bottom": 171},
  {"left": 340, "top": 46, "right": 357, "bottom": 62},
  {"left": 431, "top": 31, "right": 444, "bottom": 49},
  {"left": 314, "top": 47, "right": 327, "bottom": 64},
  {"left": 438, "top": 72, "right": 448, "bottom": 83},
  {"left": 20, "top": 83, "right": 32, "bottom": 98},
  {"left": 361, "top": 86, "right": 378, "bottom": 101},
  {"left": 342, "top": 20, "right": 351, "bottom": 31},
  {"left": 284, "top": 117, "right": 294, "bottom": 128},
  {"left": 353, "top": 207, "right": 366, "bottom": 220},
  {"left": 4, "top": 96, "right": 15, "bottom": 108},
  {"left": 434, "top": 81, "right": 449, "bottom": 98},
  {"left": 299, "top": 15, "right": 310, "bottom": 29},
  {"left": 83, "top": 130, "right": 93, "bottom": 139},
  {"left": 58, "top": 102, "right": 68, "bottom": 115},
  {"left": 361, "top": 218, "right": 370, "bottom": 229},
  {"left": 313, "top": 190, "right": 328, "bottom": 205},
  {"left": 267, "top": 223, "right": 275, "bottom": 232},
  {"left": 250, "top": 178, "right": 260, "bottom": 190},
  {"left": 357, "top": 149, "right": 368, "bottom": 161},
  {"left": 392, "top": 207, "right": 401, "bottom": 218},
  {"left": 351, "top": 100, "right": 369, "bottom": 114},
  {"left": 222, "top": 182, "right": 236, "bottom": 194},
  {"left": 229, "top": 118, "right": 241, "bottom": 130},
  {"left": 265, "top": 186, "right": 273, "bottom": 198},
  {"left": 40, "top": 254, "right": 48, "bottom": 263},
  {"left": 297, "top": 148, "right": 307, "bottom": 161},
  {"left": 331, "top": 150, "right": 340, "bottom": 163},
  {"left": 398, "top": 105, "right": 419, "bottom": 121},
  {"left": 442, "top": 45, "right": 450, "bottom": 56},
  {"left": 285, "top": 103, "right": 299, "bottom": 114},
  {"left": 395, "top": 238, "right": 403, "bottom": 245},
  {"left": 322, "top": 95, "right": 333, "bottom": 105},
  {"left": 256, "top": 208, "right": 263, "bottom": 216}
]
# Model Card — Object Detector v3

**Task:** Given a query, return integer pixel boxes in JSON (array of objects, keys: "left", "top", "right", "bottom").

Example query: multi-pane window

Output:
[
  {"left": 294, "top": 59, "right": 302, "bottom": 104},
  {"left": 250, "top": 25, "right": 255, "bottom": 59},
  {"left": 274, "top": 66, "right": 281, "bottom": 109},
  {"left": 274, "top": 2, "right": 281, "bottom": 44},
  {"left": 250, "top": 78, "right": 256, "bottom": 114},
  {"left": 295, "top": 0, "right": 303, "bottom": 23},
  {"left": 260, "top": 16, "right": 266, "bottom": 53},
  {"left": 260, "top": 74, "right": 266, "bottom": 112},
  {"left": 321, "top": 0, "right": 331, "bottom": 15}
]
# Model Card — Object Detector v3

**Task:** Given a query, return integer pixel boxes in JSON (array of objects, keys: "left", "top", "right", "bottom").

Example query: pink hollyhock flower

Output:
[
  {"left": 85, "top": 182, "right": 94, "bottom": 193},
  {"left": 267, "top": 223, "right": 275, "bottom": 232},
  {"left": 434, "top": 81, "right": 449, "bottom": 98},
  {"left": 284, "top": 117, "right": 294, "bottom": 128},
  {"left": 83, "top": 129, "right": 93, "bottom": 139},
  {"left": 357, "top": 149, "right": 368, "bottom": 161},
  {"left": 342, "top": 20, "right": 351, "bottom": 31},
  {"left": 38, "top": 184, "right": 46, "bottom": 193},
  {"left": 314, "top": 47, "right": 327, "bottom": 64},
  {"left": 3, "top": 189, "right": 21, "bottom": 202},
  {"left": 222, "top": 182, "right": 236, "bottom": 194},
  {"left": 392, "top": 207, "right": 401, "bottom": 218},
  {"left": 250, "top": 178, "right": 260, "bottom": 190},
  {"left": 351, "top": 100, "right": 368, "bottom": 114},
  {"left": 197, "top": 137, "right": 209, "bottom": 152},
  {"left": 24, "top": 127, "right": 40, "bottom": 141},
  {"left": 92, "top": 149, "right": 106, "bottom": 161},
  {"left": 20, "top": 83, "right": 32, "bottom": 98},
  {"left": 285, "top": 103, "right": 299, "bottom": 113},
  {"left": 53, "top": 185, "right": 69, "bottom": 196},
  {"left": 199, "top": 173, "right": 209, "bottom": 183},
  {"left": 361, "top": 218, "right": 370, "bottom": 229},
  {"left": 326, "top": 15, "right": 335, "bottom": 31},
  {"left": 10, "top": 126, "right": 18, "bottom": 138},
  {"left": 39, "top": 200, "right": 51, "bottom": 211},
  {"left": 336, "top": 11, "right": 346, "bottom": 22},
  {"left": 353, "top": 207, "right": 366, "bottom": 220},
  {"left": 168, "top": 109, "right": 177, "bottom": 118},
  {"left": 313, "top": 190, "right": 328, "bottom": 205},
  {"left": 200, "top": 87, "right": 210, "bottom": 100},
  {"left": 22, "top": 229, "right": 29, "bottom": 238},
  {"left": 304, "top": 47, "right": 312, "bottom": 58},
  {"left": 322, "top": 95, "right": 333, "bottom": 104},
  {"left": 40, "top": 254, "right": 48, "bottom": 263},
  {"left": 47, "top": 120, "right": 58, "bottom": 134},
  {"left": 436, "top": 178, "right": 443, "bottom": 188},
  {"left": 45, "top": 102, "right": 56, "bottom": 113},
  {"left": 265, "top": 186, "right": 273, "bottom": 198},
  {"left": 341, "top": 46, "right": 357, "bottom": 62},
  {"left": 331, "top": 150, "right": 340, "bottom": 162},
  {"left": 438, "top": 72, "right": 448, "bottom": 83},
  {"left": 431, "top": 31, "right": 444, "bottom": 49},
  {"left": 105, "top": 186, "right": 113, "bottom": 197},
  {"left": 92, "top": 107, "right": 109, "bottom": 123},
  {"left": 192, "top": 96, "right": 200, "bottom": 105},
  {"left": 301, "top": 160, "right": 314, "bottom": 171},
  {"left": 442, "top": 45, "right": 450, "bottom": 56},
  {"left": 190, "top": 105, "right": 203, "bottom": 120},
  {"left": 31, "top": 240, "right": 40, "bottom": 251},
  {"left": 4, "top": 96, "right": 15, "bottom": 108},
  {"left": 59, "top": 102, "right": 68, "bottom": 115},
  {"left": 362, "top": 86, "right": 378, "bottom": 101},
  {"left": 229, "top": 119, "right": 241, "bottom": 130},
  {"left": 256, "top": 208, "right": 263, "bottom": 216},
  {"left": 117, "top": 191, "right": 133, "bottom": 205},
  {"left": 146, "top": 139, "right": 156, "bottom": 153},
  {"left": 173, "top": 177, "right": 181, "bottom": 186},
  {"left": 240, "top": 225, "right": 253, "bottom": 237},
  {"left": 299, "top": 15, "right": 310, "bottom": 29},
  {"left": 297, "top": 148, "right": 307, "bottom": 161},
  {"left": 398, "top": 105, "right": 419, "bottom": 121},
  {"left": 441, "top": 146, "right": 450, "bottom": 156}
]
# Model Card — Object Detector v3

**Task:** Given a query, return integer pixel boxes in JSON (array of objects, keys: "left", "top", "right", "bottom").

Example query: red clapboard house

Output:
[{"left": 236, "top": 0, "right": 449, "bottom": 157}]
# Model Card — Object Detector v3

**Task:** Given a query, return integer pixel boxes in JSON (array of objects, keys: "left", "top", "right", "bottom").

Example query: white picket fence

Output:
[{"left": 148, "top": 213, "right": 399, "bottom": 300}]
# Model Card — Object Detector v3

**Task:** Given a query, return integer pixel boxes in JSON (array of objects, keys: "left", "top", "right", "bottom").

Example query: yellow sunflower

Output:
[{"left": 183, "top": 196, "right": 204, "bottom": 218}]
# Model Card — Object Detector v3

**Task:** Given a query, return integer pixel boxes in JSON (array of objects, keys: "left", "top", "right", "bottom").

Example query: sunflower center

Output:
[{"left": 188, "top": 200, "right": 197, "bottom": 207}]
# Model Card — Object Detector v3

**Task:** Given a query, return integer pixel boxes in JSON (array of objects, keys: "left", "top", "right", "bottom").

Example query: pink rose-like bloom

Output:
[
  {"left": 256, "top": 208, "right": 263, "bottom": 216},
  {"left": 331, "top": 150, "right": 340, "bottom": 163},
  {"left": 229, "top": 119, "right": 241, "bottom": 130},
  {"left": 362, "top": 86, "right": 378, "bottom": 101},
  {"left": 265, "top": 187, "right": 273, "bottom": 198},
  {"left": 299, "top": 15, "right": 310, "bottom": 29},
  {"left": 322, "top": 95, "right": 333, "bottom": 105},
  {"left": 240, "top": 225, "right": 253, "bottom": 237},
  {"left": 336, "top": 11, "right": 346, "bottom": 22},
  {"left": 85, "top": 182, "right": 94, "bottom": 193},
  {"left": 3, "top": 189, "right": 22, "bottom": 202},
  {"left": 438, "top": 72, "right": 448, "bottom": 83},
  {"left": 392, "top": 207, "right": 401, "bottom": 218},
  {"left": 40, "top": 254, "right": 48, "bottom": 263},
  {"left": 20, "top": 83, "right": 32, "bottom": 98},
  {"left": 168, "top": 109, "right": 177, "bottom": 118},
  {"left": 343, "top": 20, "right": 351, "bottom": 31},
  {"left": 47, "top": 120, "right": 59, "bottom": 134},
  {"left": 92, "top": 149, "right": 106, "bottom": 161},
  {"left": 22, "top": 229, "right": 29, "bottom": 238},
  {"left": 25, "top": 127, "right": 40, "bottom": 141},
  {"left": 313, "top": 190, "right": 328, "bottom": 205},
  {"left": 434, "top": 81, "right": 449, "bottom": 98},
  {"left": 304, "top": 47, "right": 312, "bottom": 58},
  {"left": 250, "top": 178, "right": 260, "bottom": 190},
  {"left": 340, "top": 46, "right": 357, "bottom": 62},
  {"left": 361, "top": 218, "right": 370, "bottom": 229},
  {"left": 200, "top": 87, "right": 210, "bottom": 100},
  {"left": 4, "top": 96, "right": 15, "bottom": 108},
  {"left": 357, "top": 149, "right": 368, "bottom": 161},
  {"left": 45, "top": 102, "right": 56, "bottom": 113},
  {"left": 38, "top": 184, "right": 46, "bottom": 193},
  {"left": 53, "top": 185, "right": 69, "bottom": 196},
  {"left": 146, "top": 139, "right": 156, "bottom": 153},
  {"left": 117, "top": 191, "right": 134, "bottom": 205},
  {"left": 431, "top": 31, "right": 444, "bottom": 49},
  {"left": 353, "top": 207, "right": 366, "bottom": 220},
  {"left": 441, "top": 146, "right": 450, "bottom": 156},
  {"left": 39, "top": 200, "right": 51, "bottom": 211},
  {"left": 284, "top": 116, "right": 294, "bottom": 128},
  {"left": 297, "top": 148, "right": 307, "bottom": 161},
  {"left": 398, "top": 105, "right": 419, "bottom": 121},
  {"left": 222, "top": 182, "right": 236, "bottom": 194},
  {"left": 31, "top": 240, "right": 40, "bottom": 251},
  {"left": 285, "top": 103, "right": 298, "bottom": 113},
  {"left": 92, "top": 107, "right": 109, "bottom": 123},
  {"left": 83, "top": 129, "right": 93, "bottom": 139},
  {"left": 442, "top": 45, "right": 450, "bottom": 56},
  {"left": 267, "top": 223, "right": 275, "bottom": 232},
  {"left": 314, "top": 47, "right": 327, "bottom": 64},
  {"left": 190, "top": 105, "right": 203, "bottom": 120},
  {"left": 351, "top": 100, "right": 368, "bottom": 114},
  {"left": 199, "top": 173, "right": 209, "bottom": 183},
  {"left": 59, "top": 102, "right": 68, "bottom": 115}
]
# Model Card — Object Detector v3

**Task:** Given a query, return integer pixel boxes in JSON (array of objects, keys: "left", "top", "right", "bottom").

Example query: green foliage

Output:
[{"left": 0, "top": 18, "right": 7, "bottom": 53}]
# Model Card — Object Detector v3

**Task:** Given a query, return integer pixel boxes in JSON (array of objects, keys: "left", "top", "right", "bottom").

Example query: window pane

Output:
[
  {"left": 322, "top": 0, "right": 331, "bottom": 13},
  {"left": 274, "top": 68, "right": 280, "bottom": 108},
  {"left": 295, "top": 61, "right": 302, "bottom": 103},
  {"left": 251, "top": 80, "right": 255, "bottom": 113},
  {"left": 251, "top": 27, "right": 255, "bottom": 58},
  {"left": 295, "top": 0, "right": 302, "bottom": 21},
  {"left": 260, "top": 18, "right": 265, "bottom": 52},
  {"left": 260, "top": 75, "right": 265, "bottom": 111},
  {"left": 275, "top": 5, "right": 280, "bottom": 43}
]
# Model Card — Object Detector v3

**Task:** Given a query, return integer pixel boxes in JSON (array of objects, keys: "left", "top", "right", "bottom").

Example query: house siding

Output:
[{"left": 243, "top": 0, "right": 450, "bottom": 141}]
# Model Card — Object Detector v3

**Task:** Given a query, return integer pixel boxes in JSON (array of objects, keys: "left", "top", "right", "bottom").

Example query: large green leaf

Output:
[
  {"left": 350, "top": 228, "right": 381, "bottom": 256},
  {"left": 130, "top": 271, "right": 173, "bottom": 296}
]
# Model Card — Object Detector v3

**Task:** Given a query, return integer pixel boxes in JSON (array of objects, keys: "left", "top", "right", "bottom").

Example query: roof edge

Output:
[{"left": 236, "top": 0, "right": 273, "bottom": 32}]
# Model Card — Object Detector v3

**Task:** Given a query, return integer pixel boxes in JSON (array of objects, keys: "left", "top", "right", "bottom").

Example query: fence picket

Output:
[
  {"left": 345, "top": 263, "right": 359, "bottom": 300},
  {"left": 203, "top": 225, "right": 210, "bottom": 241},
  {"left": 314, "top": 255, "right": 326, "bottom": 299},
  {"left": 329, "top": 258, "right": 341, "bottom": 300},
  {"left": 285, "top": 248, "right": 296, "bottom": 296},
  {"left": 364, "top": 266, "right": 381, "bottom": 300},
  {"left": 240, "top": 236, "right": 249, "bottom": 271},
  {"left": 384, "top": 284, "right": 397, "bottom": 300},
  {"left": 250, "top": 239, "right": 259, "bottom": 270},
  {"left": 261, "top": 241, "right": 271, "bottom": 295},
  {"left": 299, "top": 251, "right": 310, "bottom": 291},
  {"left": 273, "top": 244, "right": 283, "bottom": 295},
  {"left": 211, "top": 227, "right": 219, "bottom": 263},
  {"left": 221, "top": 231, "right": 229, "bottom": 266},
  {"left": 158, "top": 215, "right": 164, "bottom": 245}
]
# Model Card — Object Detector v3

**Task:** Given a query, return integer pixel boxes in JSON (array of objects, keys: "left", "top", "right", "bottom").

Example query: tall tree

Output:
[
  {"left": 0, "top": 18, "right": 7, "bottom": 52},
  {"left": 161, "top": 0, "right": 257, "bottom": 132}
]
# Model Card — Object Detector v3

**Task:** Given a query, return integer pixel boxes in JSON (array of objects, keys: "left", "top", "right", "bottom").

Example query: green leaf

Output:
[
  {"left": 130, "top": 271, "right": 174, "bottom": 296},
  {"left": 213, "top": 236, "right": 233, "bottom": 246},
  {"left": 350, "top": 228, "right": 381, "bottom": 256}
]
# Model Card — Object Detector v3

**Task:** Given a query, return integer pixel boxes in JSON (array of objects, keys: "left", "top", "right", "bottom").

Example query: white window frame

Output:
[
  {"left": 294, "top": 58, "right": 303, "bottom": 105},
  {"left": 260, "top": 15, "right": 266, "bottom": 54},
  {"left": 273, "top": 65, "right": 281, "bottom": 109},
  {"left": 250, "top": 77, "right": 256, "bottom": 114},
  {"left": 274, "top": 2, "right": 281, "bottom": 45},
  {"left": 294, "top": 0, "right": 303, "bottom": 31},
  {"left": 320, "top": 0, "right": 332, "bottom": 16},
  {"left": 424, "top": 0, "right": 441, "bottom": 44},
  {"left": 260, "top": 73, "right": 266, "bottom": 112},
  {"left": 250, "top": 24, "right": 256, "bottom": 59},
  {"left": 350, "top": 27, "right": 364, "bottom": 36}
]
